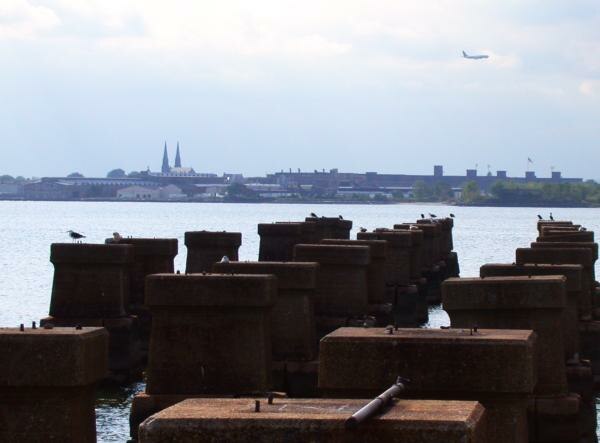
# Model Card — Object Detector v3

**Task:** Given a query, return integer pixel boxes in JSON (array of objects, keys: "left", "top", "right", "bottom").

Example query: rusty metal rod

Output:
[{"left": 345, "top": 377, "right": 408, "bottom": 429}]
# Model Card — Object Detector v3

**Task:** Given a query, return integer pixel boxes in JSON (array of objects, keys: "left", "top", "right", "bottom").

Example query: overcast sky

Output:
[{"left": 1, "top": 1, "right": 599, "bottom": 179}]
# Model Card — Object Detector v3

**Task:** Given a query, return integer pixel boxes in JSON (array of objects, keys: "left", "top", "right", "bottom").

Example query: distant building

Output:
[{"left": 117, "top": 184, "right": 185, "bottom": 201}]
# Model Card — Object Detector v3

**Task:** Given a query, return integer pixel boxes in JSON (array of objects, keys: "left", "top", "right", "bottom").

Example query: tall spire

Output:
[
  {"left": 161, "top": 142, "right": 170, "bottom": 174},
  {"left": 174, "top": 141, "right": 182, "bottom": 168}
]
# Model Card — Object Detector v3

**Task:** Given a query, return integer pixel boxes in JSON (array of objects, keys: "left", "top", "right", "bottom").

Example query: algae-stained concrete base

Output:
[
  {"left": 138, "top": 398, "right": 487, "bottom": 443},
  {"left": 318, "top": 327, "right": 536, "bottom": 443}
]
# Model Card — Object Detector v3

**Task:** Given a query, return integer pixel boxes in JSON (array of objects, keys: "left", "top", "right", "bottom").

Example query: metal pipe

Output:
[{"left": 345, "top": 377, "right": 408, "bottom": 429}]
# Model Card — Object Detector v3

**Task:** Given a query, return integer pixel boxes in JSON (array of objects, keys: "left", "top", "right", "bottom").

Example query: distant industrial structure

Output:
[{"left": 0, "top": 144, "right": 585, "bottom": 201}]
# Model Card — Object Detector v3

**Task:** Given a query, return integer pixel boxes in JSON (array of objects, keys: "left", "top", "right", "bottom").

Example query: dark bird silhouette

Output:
[
  {"left": 429, "top": 213, "right": 437, "bottom": 218},
  {"left": 67, "top": 230, "right": 85, "bottom": 242},
  {"left": 537, "top": 214, "right": 543, "bottom": 220},
  {"left": 338, "top": 215, "right": 344, "bottom": 220},
  {"left": 580, "top": 227, "right": 587, "bottom": 232},
  {"left": 449, "top": 213, "right": 455, "bottom": 218},
  {"left": 420, "top": 213, "right": 425, "bottom": 219},
  {"left": 549, "top": 213, "right": 554, "bottom": 221},
  {"left": 359, "top": 227, "right": 367, "bottom": 233},
  {"left": 310, "top": 212, "right": 317, "bottom": 218}
]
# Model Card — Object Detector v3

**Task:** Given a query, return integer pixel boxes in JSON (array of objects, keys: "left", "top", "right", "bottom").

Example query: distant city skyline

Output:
[{"left": 1, "top": 1, "right": 599, "bottom": 179}]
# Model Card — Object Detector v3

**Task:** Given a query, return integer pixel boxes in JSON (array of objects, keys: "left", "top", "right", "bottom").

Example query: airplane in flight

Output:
[{"left": 462, "top": 50, "right": 489, "bottom": 60}]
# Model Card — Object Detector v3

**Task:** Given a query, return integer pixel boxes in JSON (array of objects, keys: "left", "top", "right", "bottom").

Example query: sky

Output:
[{"left": 1, "top": 1, "right": 599, "bottom": 179}]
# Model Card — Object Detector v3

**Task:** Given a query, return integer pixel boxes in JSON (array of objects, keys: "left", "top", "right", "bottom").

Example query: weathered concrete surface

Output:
[
  {"left": 293, "top": 244, "right": 370, "bottom": 318},
  {"left": 387, "top": 227, "right": 424, "bottom": 280},
  {"left": 305, "top": 216, "right": 353, "bottom": 240},
  {"left": 0, "top": 327, "right": 108, "bottom": 443},
  {"left": 212, "top": 261, "right": 319, "bottom": 361},
  {"left": 257, "top": 222, "right": 316, "bottom": 261},
  {"left": 479, "top": 263, "right": 582, "bottom": 357},
  {"left": 538, "top": 231, "right": 594, "bottom": 243},
  {"left": 321, "top": 239, "right": 388, "bottom": 305},
  {"left": 105, "top": 237, "right": 178, "bottom": 306},
  {"left": 50, "top": 243, "right": 134, "bottom": 318},
  {"left": 516, "top": 247, "right": 594, "bottom": 318},
  {"left": 443, "top": 276, "right": 567, "bottom": 395},
  {"left": 138, "top": 398, "right": 487, "bottom": 443},
  {"left": 318, "top": 327, "right": 536, "bottom": 443},
  {"left": 415, "top": 222, "right": 443, "bottom": 266},
  {"left": 530, "top": 241, "right": 598, "bottom": 264},
  {"left": 357, "top": 231, "right": 411, "bottom": 286},
  {"left": 184, "top": 231, "right": 241, "bottom": 273},
  {"left": 145, "top": 274, "right": 276, "bottom": 395},
  {"left": 39, "top": 316, "right": 141, "bottom": 381}
]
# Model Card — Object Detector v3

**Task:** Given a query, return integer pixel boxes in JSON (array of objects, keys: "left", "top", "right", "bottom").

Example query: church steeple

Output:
[
  {"left": 161, "top": 142, "right": 170, "bottom": 174},
  {"left": 174, "top": 142, "right": 182, "bottom": 168}
]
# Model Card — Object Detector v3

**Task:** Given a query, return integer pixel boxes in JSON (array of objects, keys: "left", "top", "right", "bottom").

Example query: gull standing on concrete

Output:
[
  {"left": 220, "top": 256, "right": 230, "bottom": 264},
  {"left": 112, "top": 232, "right": 122, "bottom": 242},
  {"left": 67, "top": 230, "right": 85, "bottom": 242}
]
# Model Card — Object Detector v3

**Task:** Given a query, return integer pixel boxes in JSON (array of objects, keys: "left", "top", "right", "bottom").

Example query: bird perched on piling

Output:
[
  {"left": 112, "top": 232, "right": 122, "bottom": 242},
  {"left": 67, "top": 230, "right": 85, "bottom": 242},
  {"left": 310, "top": 212, "right": 318, "bottom": 218},
  {"left": 220, "top": 256, "right": 230, "bottom": 264},
  {"left": 537, "top": 214, "right": 543, "bottom": 220},
  {"left": 359, "top": 227, "right": 367, "bottom": 233},
  {"left": 420, "top": 214, "right": 425, "bottom": 219},
  {"left": 429, "top": 213, "right": 437, "bottom": 218},
  {"left": 449, "top": 213, "right": 455, "bottom": 218},
  {"left": 549, "top": 213, "right": 554, "bottom": 221},
  {"left": 339, "top": 215, "right": 344, "bottom": 220}
]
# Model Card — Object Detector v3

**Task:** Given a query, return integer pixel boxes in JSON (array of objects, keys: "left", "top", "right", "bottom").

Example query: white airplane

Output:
[{"left": 462, "top": 50, "right": 489, "bottom": 60}]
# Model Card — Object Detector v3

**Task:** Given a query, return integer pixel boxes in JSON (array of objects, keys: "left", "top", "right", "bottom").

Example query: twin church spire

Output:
[{"left": 161, "top": 141, "right": 182, "bottom": 174}]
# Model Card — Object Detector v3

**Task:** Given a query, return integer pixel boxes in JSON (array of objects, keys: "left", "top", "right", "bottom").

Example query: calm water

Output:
[{"left": 1, "top": 201, "right": 599, "bottom": 441}]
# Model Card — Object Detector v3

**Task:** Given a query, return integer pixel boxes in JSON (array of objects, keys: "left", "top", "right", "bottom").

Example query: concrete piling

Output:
[
  {"left": 0, "top": 326, "right": 108, "bottom": 442},
  {"left": 184, "top": 231, "right": 241, "bottom": 273}
]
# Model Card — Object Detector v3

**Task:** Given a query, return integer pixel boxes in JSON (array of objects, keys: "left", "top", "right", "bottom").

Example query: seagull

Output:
[
  {"left": 580, "top": 227, "right": 587, "bottom": 232},
  {"left": 338, "top": 215, "right": 344, "bottom": 220},
  {"left": 310, "top": 212, "right": 318, "bottom": 218},
  {"left": 449, "top": 213, "right": 455, "bottom": 218},
  {"left": 537, "top": 214, "right": 543, "bottom": 220},
  {"left": 549, "top": 213, "right": 554, "bottom": 221},
  {"left": 429, "top": 213, "right": 437, "bottom": 218},
  {"left": 420, "top": 214, "right": 425, "bottom": 219},
  {"left": 220, "top": 256, "right": 230, "bottom": 264},
  {"left": 67, "top": 230, "right": 85, "bottom": 242},
  {"left": 359, "top": 227, "right": 367, "bottom": 233},
  {"left": 112, "top": 232, "right": 122, "bottom": 242}
]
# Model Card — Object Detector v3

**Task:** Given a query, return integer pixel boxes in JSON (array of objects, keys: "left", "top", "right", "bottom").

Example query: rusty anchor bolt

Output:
[
  {"left": 255, "top": 400, "right": 261, "bottom": 412},
  {"left": 176, "top": 270, "right": 180, "bottom": 274},
  {"left": 385, "top": 326, "right": 394, "bottom": 335},
  {"left": 268, "top": 393, "right": 274, "bottom": 405},
  {"left": 76, "top": 324, "right": 82, "bottom": 330},
  {"left": 19, "top": 324, "right": 24, "bottom": 332},
  {"left": 32, "top": 321, "right": 37, "bottom": 329}
]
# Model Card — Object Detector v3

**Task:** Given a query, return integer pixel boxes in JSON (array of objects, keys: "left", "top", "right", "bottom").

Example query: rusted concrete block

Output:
[
  {"left": 357, "top": 231, "right": 411, "bottom": 286},
  {"left": 212, "top": 261, "right": 318, "bottom": 361},
  {"left": 271, "top": 360, "right": 319, "bottom": 398},
  {"left": 304, "top": 216, "right": 352, "bottom": 240},
  {"left": 443, "top": 276, "right": 567, "bottom": 395},
  {"left": 480, "top": 264, "right": 582, "bottom": 358},
  {"left": 145, "top": 274, "right": 276, "bottom": 395},
  {"left": 537, "top": 221, "right": 575, "bottom": 234},
  {"left": 40, "top": 316, "right": 142, "bottom": 383},
  {"left": 293, "top": 244, "right": 370, "bottom": 318},
  {"left": 0, "top": 327, "right": 108, "bottom": 442},
  {"left": 184, "top": 231, "right": 241, "bottom": 273},
  {"left": 538, "top": 231, "right": 594, "bottom": 243},
  {"left": 531, "top": 241, "right": 598, "bottom": 264},
  {"left": 138, "top": 397, "right": 487, "bottom": 443},
  {"left": 389, "top": 227, "right": 424, "bottom": 280},
  {"left": 318, "top": 327, "right": 536, "bottom": 443},
  {"left": 105, "top": 237, "right": 178, "bottom": 307},
  {"left": 415, "top": 221, "right": 443, "bottom": 265},
  {"left": 50, "top": 243, "right": 134, "bottom": 318},
  {"left": 258, "top": 222, "right": 316, "bottom": 261},
  {"left": 516, "top": 247, "right": 594, "bottom": 318},
  {"left": 528, "top": 393, "right": 583, "bottom": 443},
  {"left": 321, "top": 239, "right": 387, "bottom": 305}
]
